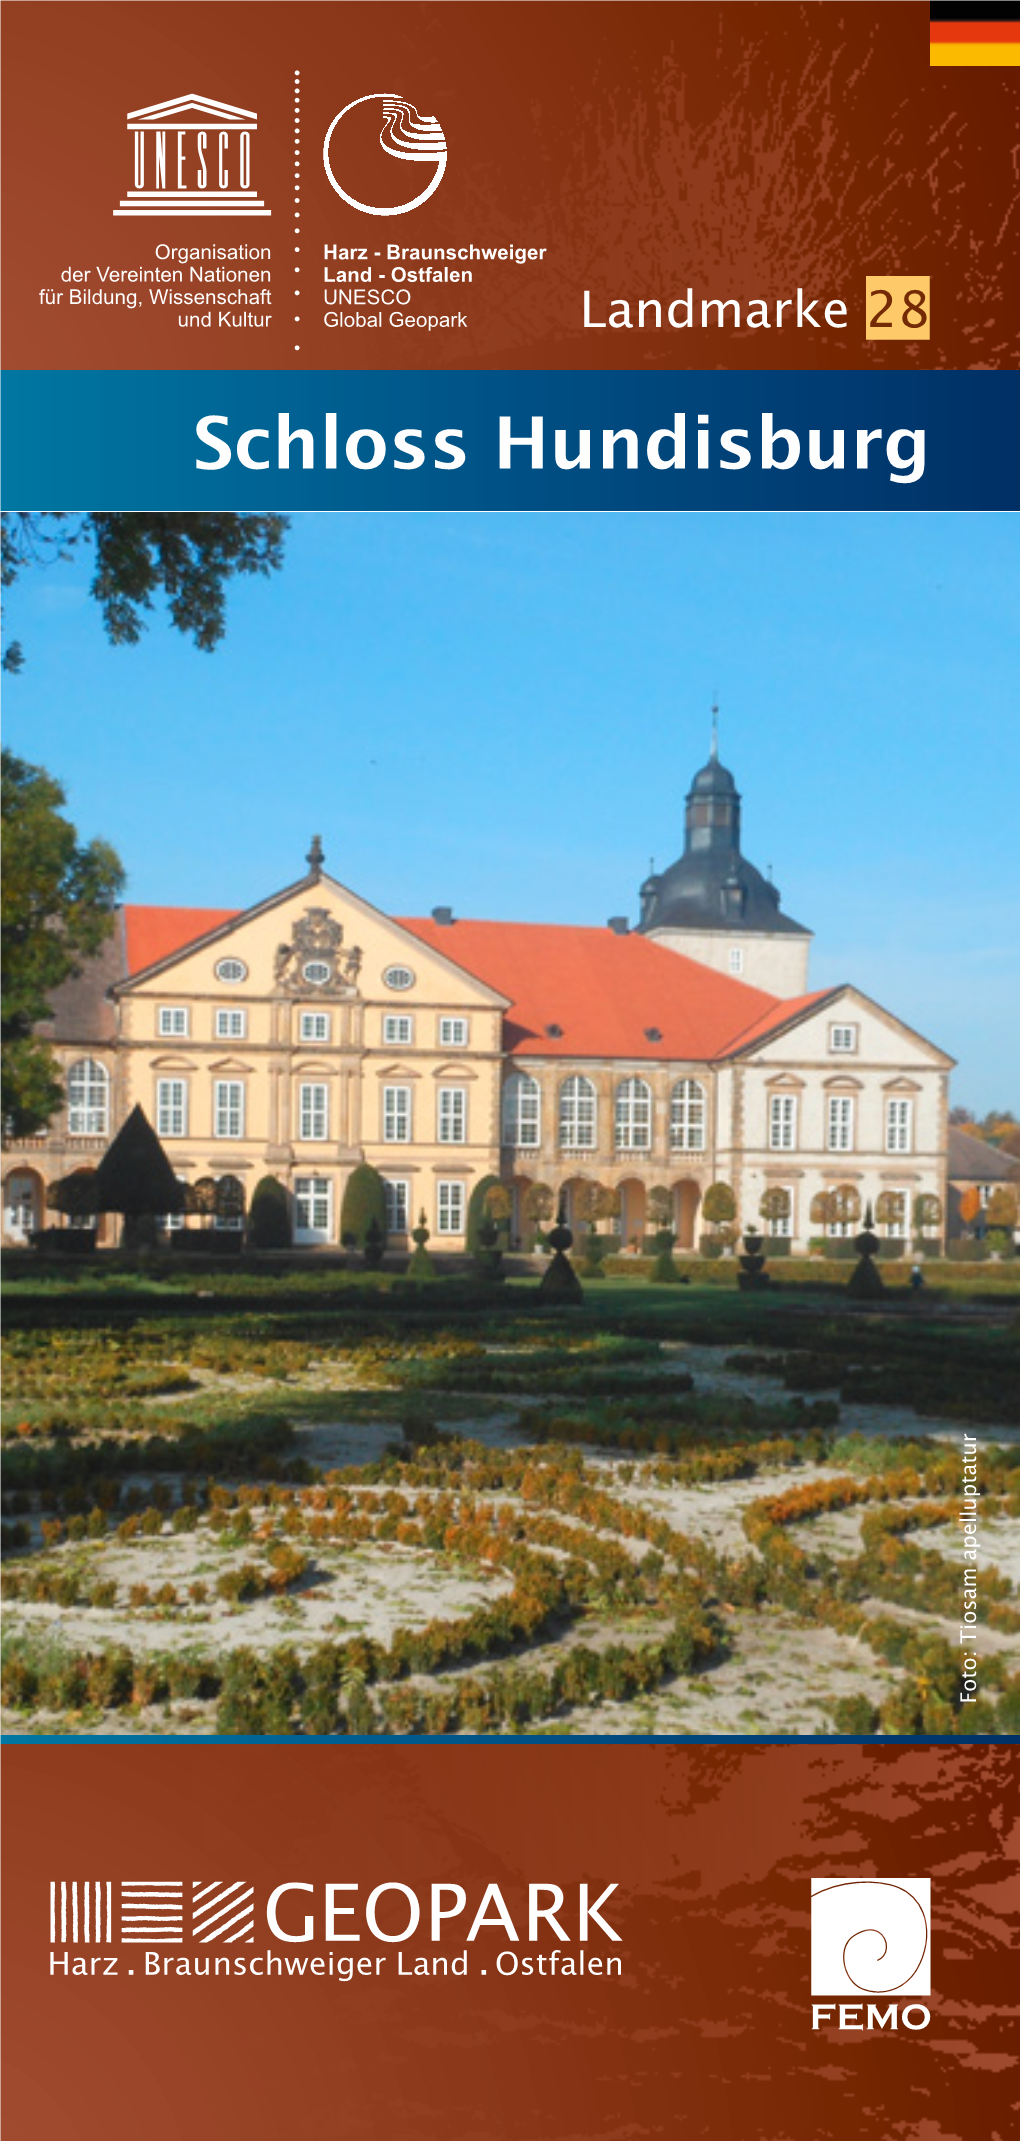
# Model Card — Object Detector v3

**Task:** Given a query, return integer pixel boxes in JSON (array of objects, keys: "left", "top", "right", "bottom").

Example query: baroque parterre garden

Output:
[{"left": 2, "top": 1271, "right": 1018, "bottom": 1739}]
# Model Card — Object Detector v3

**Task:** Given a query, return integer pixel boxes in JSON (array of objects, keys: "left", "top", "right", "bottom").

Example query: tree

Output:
[
  {"left": 646, "top": 1186, "right": 673, "bottom": 1229},
  {"left": 249, "top": 1175, "right": 291, "bottom": 1249},
  {"left": 93, "top": 1105, "right": 184, "bottom": 1247},
  {"left": 466, "top": 1174, "right": 511, "bottom": 1253},
  {"left": 46, "top": 1168, "right": 99, "bottom": 1226},
  {"left": 1, "top": 750, "right": 124, "bottom": 1133},
  {"left": 341, "top": 1163, "right": 387, "bottom": 1249},
  {"left": 958, "top": 1185, "right": 982, "bottom": 1231},
  {"left": 2, "top": 511, "right": 287, "bottom": 671},
  {"left": 702, "top": 1182, "right": 736, "bottom": 1228},
  {"left": 985, "top": 1186, "right": 1018, "bottom": 1231},
  {"left": 759, "top": 1186, "right": 791, "bottom": 1230}
]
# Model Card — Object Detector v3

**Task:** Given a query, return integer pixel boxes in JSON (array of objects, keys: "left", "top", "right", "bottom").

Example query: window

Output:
[
  {"left": 886, "top": 1098, "right": 913, "bottom": 1154},
  {"left": 438, "top": 1086, "right": 467, "bottom": 1144},
  {"left": 302, "top": 959, "right": 331, "bottom": 986},
  {"left": 384, "top": 1179, "right": 410, "bottom": 1233},
  {"left": 670, "top": 1078, "right": 706, "bottom": 1152},
  {"left": 163, "top": 1176, "right": 188, "bottom": 1232},
  {"left": 728, "top": 947, "right": 744, "bottom": 975},
  {"left": 214, "top": 1080, "right": 245, "bottom": 1139},
  {"left": 502, "top": 1071, "right": 541, "bottom": 1149},
  {"left": 559, "top": 1074, "right": 597, "bottom": 1149},
  {"left": 615, "top": 1077, "right": 652, "bottom": 1151},
  {"left": 67, "top": 1059, "right": 109, "bottom": 1136},
  {"left": 294, "top": 1176, "right": 333, "bottom": 1240},
  {"left": 157, "top": 1078, "right": 188, "bottom": 1139},
  {"left": 215, "top": 958, "right": 247, "bottom": 984},
  {"left": 769, "top": 1094, "right": 797, "bottom": 1151},
  {"left": 383, "top": 1014, "right": 414, "bottom": 1046},
  {"left": 439, "top": 1016, "right": 469, "bottom": 1048},
  {"left": 158, "top": 1006, "right": 189, "bottom": 1038},
  {"left": 829, "top": 1024, "right": 858, "bottom": 1054},
  {"left": 383, "top": 1085, "right": 412, "bottom": 1142},
  {"left": 437, "top": 1180, "right": 466, "bottom": 1235},
  {"left": 827, "top": 1096, "right": 855, "bottom": 1152},
  {"left": 299, "top": 1082, "right": 329, "bottom": 1141},
  {"left": 300, "top": 1011, "right": 332, "bottom": 1044},
  {"left": 215, "top": 1007, "right": 247, "bottom": 1040},
  {"left": 383, "top": 965, "right": 415, "bottom": 991}
]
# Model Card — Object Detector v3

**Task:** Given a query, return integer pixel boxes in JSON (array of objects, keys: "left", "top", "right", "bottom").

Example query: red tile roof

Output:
[
  {"left": 121, "top": 902, "right": 829, "bottom": 1062},
  {"left": 401, "top": 917, "right": 829, "bottom": 1061},
  {"left": 124, "top": 906, "right": 239, "bottom": 975},
  {"left": 711, "top": 988, "right": 835, "bottom": 1057}
]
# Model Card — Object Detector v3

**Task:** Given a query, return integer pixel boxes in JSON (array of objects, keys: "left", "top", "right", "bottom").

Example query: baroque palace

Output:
[{"left": 3, "top": 737, "right": 953, "bottom": 1252}]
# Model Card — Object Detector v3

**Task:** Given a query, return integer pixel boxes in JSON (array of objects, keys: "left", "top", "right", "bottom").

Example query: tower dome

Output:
[{"left": 636, "top": 712, "right": 812, "bottom": 993}]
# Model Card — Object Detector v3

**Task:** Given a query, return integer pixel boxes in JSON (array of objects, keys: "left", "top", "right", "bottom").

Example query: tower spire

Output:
[{"left": 710, "top": 702, "right": 719, "bottom": 761}]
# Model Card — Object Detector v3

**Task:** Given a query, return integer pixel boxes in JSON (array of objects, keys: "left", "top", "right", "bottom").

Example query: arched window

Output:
[
  {"left": 559, "top": 1075, "right": 596, "bottom": 1150},
  {"left": 615, "top": 1077, "right": 652, "bottom": 1151},
  {"left": 502, "top": 1072, "right": 541, "bottom": 1149},
  {"left": 67, "top": 1059, "right": 109, "bottom": 1136},
  {"left": 670, "top": 1078, "right": 706, "bottom": 1151}
]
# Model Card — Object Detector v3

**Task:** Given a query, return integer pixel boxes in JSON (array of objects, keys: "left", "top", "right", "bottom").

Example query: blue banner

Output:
[{"left": 2, "top": 369, "right": 1015, "bottom": 508}]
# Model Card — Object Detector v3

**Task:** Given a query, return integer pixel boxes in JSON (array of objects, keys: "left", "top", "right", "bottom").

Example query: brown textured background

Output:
[
  {"left": 3, "top": 1744, "right": 1018, "bottom": 2138},
  {"left": 2, "top": 2, "right": 1018, "bottom": 371}
]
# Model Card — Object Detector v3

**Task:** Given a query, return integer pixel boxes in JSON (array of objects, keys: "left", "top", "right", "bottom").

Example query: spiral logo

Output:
[
  {"left": 810, "top": 1878, "right": 930, "bottom": 1996},
  {"left": 323, "top": 94, "right": 447, "bottom": 216}
]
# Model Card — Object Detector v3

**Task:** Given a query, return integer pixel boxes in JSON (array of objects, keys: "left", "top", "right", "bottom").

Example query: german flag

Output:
[{"left": 931, "top": 3, "right": 1020, "bottom": 63}]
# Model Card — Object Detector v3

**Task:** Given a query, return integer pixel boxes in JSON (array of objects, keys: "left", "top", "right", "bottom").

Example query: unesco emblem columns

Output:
[{"left": 115, "top": 94, "right": 270, "bottom": 216}]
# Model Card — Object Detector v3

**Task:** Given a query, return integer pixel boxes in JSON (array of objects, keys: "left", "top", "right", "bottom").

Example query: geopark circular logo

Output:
[{"left": 322, "top": 93, "right": 447, "bottom": 216}]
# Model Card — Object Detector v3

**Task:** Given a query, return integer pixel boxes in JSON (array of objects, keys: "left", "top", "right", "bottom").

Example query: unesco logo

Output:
[
  {"left": 323, "top": 94, "right": 448, "bottom": 216},
  {"left": 810, "top": 1878, "right": 931, "bottom": 2032},
  {"left": 114, "top": 92, "right": 269, "bottom": 218}
]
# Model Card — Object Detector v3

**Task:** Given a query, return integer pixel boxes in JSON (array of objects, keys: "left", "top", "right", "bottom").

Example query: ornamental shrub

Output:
[
  {"left": 466, "top": 1176, "right": 510, "bottom": 1254},
  {"left": 341, "top": 1165, "right": 387, "bottom": 1251},
  {"left": 830, "top": 1695, "right": 879, "bottom": 1734},
  {"left": 702, "top": 1182, "right": 736, "bottom": 1228},
  {"left": 248, "top": 1176, "right": 291, "bottom": 1249}
]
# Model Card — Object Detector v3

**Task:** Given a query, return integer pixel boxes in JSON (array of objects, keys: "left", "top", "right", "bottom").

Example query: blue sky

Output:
[{"left": 4, "top": 511, "right": 1017, "bottom": 1114}]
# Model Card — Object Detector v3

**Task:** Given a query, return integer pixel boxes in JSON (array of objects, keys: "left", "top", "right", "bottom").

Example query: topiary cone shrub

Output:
[
  {"left": 406, "top": 1210, "right": 437, "bottom": 1282},
  {"left": 538, "top": 1198, "right": 583, "bottom": 1303},
  {"left": 341, "top": 1164, "right": 387, "bottom": 1252},
  {"left": 248, "top": 1175, "right": 291, "bottom": 1249},
  {"left": 362, "top": 1215, "right": 385, "bottom": 1268},
  {"left": 847, "top": 1204, "right": 885, "bottom": 1301}
]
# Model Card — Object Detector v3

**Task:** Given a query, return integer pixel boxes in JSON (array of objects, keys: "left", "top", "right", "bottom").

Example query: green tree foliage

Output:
[
  {"left": 341, "top": 1164, "right": 387, "bottom": 1249},
  {"left": 985, "top": 1186, "right": 1018, "bottom": 1230},
  {"left": 93, "top": 1105, "right": 184, "bottom": 1219},
  {"left": 466, "top": 1175, "right": 512, "bottom": 1253},
  {"left": 46, "top": 1168, "right": 99, "bottom": 1225},
  {"left": 248, "top": 1176, "right": 291, "bottom": 1249},
  {"left": 702, "top": 1181, "right": 736, "bottom": 1227},
  {"left": 759, "top": 1186, "right": 791, "bottom": 1228},
  {"left": 1, "top": 750, "right": 124, "bottom": 1133},
  {"left": 2, "top": 511, "right": 287, "bottom": 671}
]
